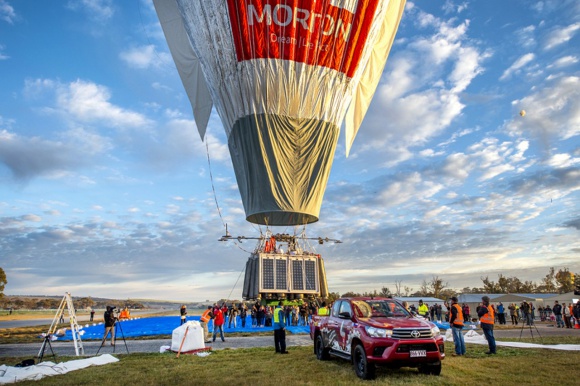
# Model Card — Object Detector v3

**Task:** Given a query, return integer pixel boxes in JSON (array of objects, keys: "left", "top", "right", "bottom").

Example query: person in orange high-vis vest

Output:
[
  {"left": 200, "top": 306, "right": 213, "bottom": 343},
  {"left": 449, "top": 296, "right": 465, "bottom": 356},
  {"left": 478, "top": 296, "right": 496, "bottom": 354}
]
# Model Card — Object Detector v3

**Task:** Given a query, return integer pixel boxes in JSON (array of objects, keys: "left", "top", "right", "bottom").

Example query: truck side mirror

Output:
[{"left": 339, "top": 311, "right": 351, "bottom": 319}]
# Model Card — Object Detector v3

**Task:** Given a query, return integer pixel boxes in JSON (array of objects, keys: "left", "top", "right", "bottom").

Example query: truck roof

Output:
[{"left": 338, "top": 297, "right": 397, "bottom": 301}]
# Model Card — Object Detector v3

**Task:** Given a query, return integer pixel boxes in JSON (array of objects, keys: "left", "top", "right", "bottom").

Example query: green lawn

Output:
[{"left": 3, "top": 339, "right": 580, "bottom": 385}]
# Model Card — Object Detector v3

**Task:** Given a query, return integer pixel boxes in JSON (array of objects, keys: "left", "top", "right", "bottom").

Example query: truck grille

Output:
[{"left": 392, "top": 328, "right": 432, "bottom": 339}]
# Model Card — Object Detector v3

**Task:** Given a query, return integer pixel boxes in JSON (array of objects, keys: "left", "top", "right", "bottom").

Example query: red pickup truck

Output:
[{"left": 310, "top": 297, "right": 445, "bottom": 380}]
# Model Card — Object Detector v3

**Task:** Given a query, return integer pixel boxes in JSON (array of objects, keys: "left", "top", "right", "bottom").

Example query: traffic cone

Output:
[{"left": 575, "top": 320, "right": 580, "bottom": 329}]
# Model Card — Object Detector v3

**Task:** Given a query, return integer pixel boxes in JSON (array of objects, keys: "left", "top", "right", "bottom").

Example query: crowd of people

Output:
[
  {"left": 172, "top": 297, "right": 580, "bottom": 356},
  {"left": 175, "top": 300, "right": 328, "bottom": 344},
  {"left": 449, "top": 298, "right": 580, "bottom": 356}
]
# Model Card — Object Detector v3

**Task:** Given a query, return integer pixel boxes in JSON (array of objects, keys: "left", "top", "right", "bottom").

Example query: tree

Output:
[
  {"left": 481, "top": 276, "right": 499, "bottom": 293},
  {"left": 439, "top": 288, "right": 456, "bottom": 301},
  {"left": 429, "top": 276, "right": 448, "bottom": 299},
  {"left": 76, "top": 297, "right": 95, "bottom": 309},
  {"left": 326, "top": 292, "right": 340, "bottom": 303},
  {"left": 554, "top": 269, "right": 575, "bottom": 294},
  {"left": 418, "top": 280, "right": 431, "bottom": 297},
  {"left": 497, "top": 274, "right": 510, "bottom": 293},
  {"left": 540, "top": 267, "right": 557, "bottom": 293},
  {"left": 341, "top": 291, "right": 361, "bottom": 298},
  {"left": 403, "top": 286, "right": 413, "bottom": 297},
  {"left": 379, "top": 286, "right": 392, "bottom": 297},
  {"left": 0, "top": 267, "right": 6, "bottom": 299},
  {"left": 394, "top": 280, "right": 402, "bottom": 297}
]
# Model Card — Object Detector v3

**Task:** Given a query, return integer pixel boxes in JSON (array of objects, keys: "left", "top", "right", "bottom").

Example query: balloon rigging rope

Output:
[
  {"left": 226, "top": 264, "right": 246, "bottom": 302},
  {"left": 205, "top": 140, "right": 226, "bottom": 229},
  {"left": 137, "top": 0, "right": 175, "bottom": 70}
]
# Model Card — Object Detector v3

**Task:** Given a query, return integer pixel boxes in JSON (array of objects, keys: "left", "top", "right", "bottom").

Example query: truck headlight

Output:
[
  {"left": 365, "top": 326, "right": 392, "bottom": 338},
  {"left": 431, "top": 325, "right": 441, "bottom": 338}
]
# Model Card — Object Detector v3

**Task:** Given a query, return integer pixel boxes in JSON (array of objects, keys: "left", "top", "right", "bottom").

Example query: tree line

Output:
[
  {"left": 1, "top": 266, "right": 577, "bottom": 308},
  {"left": 0, "top": 295, "right": 145, "bottom": 311},
  {"left": 330, "top": 267, "right": 579, "bottom": 301}
]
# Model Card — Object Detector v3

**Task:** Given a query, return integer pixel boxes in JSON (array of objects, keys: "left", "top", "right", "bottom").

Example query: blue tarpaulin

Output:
[{"left": 56, "top": 315, "right": 311, "bottom": 341}]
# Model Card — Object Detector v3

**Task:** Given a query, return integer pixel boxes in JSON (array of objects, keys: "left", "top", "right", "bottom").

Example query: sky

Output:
[{"left": 1, "top": 0, "right": 579, "bottom": 302}]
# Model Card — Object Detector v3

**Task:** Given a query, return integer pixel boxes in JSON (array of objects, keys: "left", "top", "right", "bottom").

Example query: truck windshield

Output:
[{"left": 352, "top": 300, "right": 411, "bottom": 318}]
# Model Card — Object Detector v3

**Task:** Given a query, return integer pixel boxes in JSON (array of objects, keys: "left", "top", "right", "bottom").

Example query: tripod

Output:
[
  {"left": 38, "top": 334, "right": 57, "bottom": 363},
  {"left": 96, "top": 320, "right": 129, "bottom": 355},
  {"left": 519, "top": 313, "right": 542, "bottom": 340}
]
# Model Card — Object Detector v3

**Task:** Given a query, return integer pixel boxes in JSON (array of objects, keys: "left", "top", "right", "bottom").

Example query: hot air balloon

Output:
[
  {"left": 154, "top": 0, "right": 406, "bottom": 226},
  {"left": 520, "top": 110, "right": 526, "bottom": 117}
]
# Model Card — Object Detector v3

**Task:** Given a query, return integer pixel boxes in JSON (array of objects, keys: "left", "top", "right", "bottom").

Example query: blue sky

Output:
[{"left": 1, "top": 0, "right": 579, "bottom": 302}]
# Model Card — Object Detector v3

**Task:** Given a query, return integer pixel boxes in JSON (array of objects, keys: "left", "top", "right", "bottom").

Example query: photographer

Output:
[{"left": 103, "top": 306, "right": 117, "bottom": 346}]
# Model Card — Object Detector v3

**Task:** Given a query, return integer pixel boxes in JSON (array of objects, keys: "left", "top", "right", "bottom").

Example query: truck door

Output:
[
  {"left": 325, "top": 300, "right": 343, "bottom": 352},
  {"left": 337, "top": 301, "right": 354, "bottom": 353}
]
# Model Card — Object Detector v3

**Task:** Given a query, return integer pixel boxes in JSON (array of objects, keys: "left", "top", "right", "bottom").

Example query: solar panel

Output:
[
  {"left": 292, "top": 260, "right": 304, "bottom": 290},
  {"left": 275, "top": 259, "right": 287, "bottom": 289},
  {"left": 305, "top": 260, "right": 316, "bottom": 290},
  {"left": 262, "top": 258, "right": 274, "bottom": 289}
]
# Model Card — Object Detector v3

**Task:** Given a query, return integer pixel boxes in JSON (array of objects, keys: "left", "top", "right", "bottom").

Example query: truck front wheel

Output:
[
  {"left": 419, "top": 361, "right": 442, "bottom": 376},
  {"left": 353, "top": 343, "right": 376, "bottom": 380},
  {"left": 315, "top": 335, "right": 330, "bottom": 360}
]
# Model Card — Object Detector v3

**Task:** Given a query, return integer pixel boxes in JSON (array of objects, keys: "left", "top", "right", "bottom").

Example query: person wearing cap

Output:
[
  {"left": 478, "top": 296, "right": 496, "bottom": 354},
  {"left": 449, "top": 296, "right": 465, "bottom": 356}
]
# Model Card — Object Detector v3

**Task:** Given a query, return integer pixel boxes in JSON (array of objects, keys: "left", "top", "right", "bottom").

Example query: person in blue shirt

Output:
[{"left": 273, "top": 301, "right": 288, "bottom": 354}]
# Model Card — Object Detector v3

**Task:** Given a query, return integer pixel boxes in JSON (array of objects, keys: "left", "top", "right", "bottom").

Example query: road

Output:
[{"left": 1, "top": 322, "right": 577, "bottom": 359}]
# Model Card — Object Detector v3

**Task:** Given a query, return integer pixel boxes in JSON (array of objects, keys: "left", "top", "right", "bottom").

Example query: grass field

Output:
[
  {"left": 2, "top": 314, "right": 580, "bottom": 385},
  {"left": 2, "top": 338, "right": 580, "bottom": 385}
]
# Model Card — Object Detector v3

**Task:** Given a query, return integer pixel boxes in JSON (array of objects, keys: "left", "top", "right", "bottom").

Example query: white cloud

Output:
[
  {"left": 67, "top": 0, "right": 114, "bottom": 21},
  {"left": 0, "top": 0, "right": 16, "bottom": 24},
  {"left": 514, "top": 25, "right": 536, "bottom": 49},
  {"left": 441, "top": 153, "right": 472, "bottom": 181},
  {"left": 542, "top": 22, "right": 580, "bottom": 50},
  {"left": 61, "top": 127, "right": 113, "bottom": 155},
  {"left": 467, "top": 137, "right": 529, "bottom": 181},
  {"left": 119, "top": 45, "right": 171, "bottom": 69},
  {"left": 0, "top": 44, "right": 9, "bottom": 60},
  {"left": 545, "top": 153, "right": 580, "bottom": 168},
  {"left": 508, "top": 76, "right": 580, "bottom": 142},
  {"left": 500, "top": 53, "right": 535, "bottom": 81},
  {"left": 22, "top": 214, "right": 42, "bottom": 222},
  {"left": 55, "top": 79, "right": 153, "bottom": 130},
  {"left": 350, "top": 12, "right": 486, "bottom": 167},
  {"left": 548, "top": 55, "right": 578, "bottom": 69}
]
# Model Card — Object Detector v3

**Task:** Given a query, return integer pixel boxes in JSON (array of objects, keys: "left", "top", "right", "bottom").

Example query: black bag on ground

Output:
[{"left": 15, "top": 359, "right": 35, "bottom": 367}]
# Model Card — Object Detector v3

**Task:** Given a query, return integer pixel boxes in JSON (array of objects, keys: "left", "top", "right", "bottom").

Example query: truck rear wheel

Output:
[
  {"left": 353, "top": 343, "right": 376, "bottom": 380},
  {"left": 315, "top": 335, "right": 330, "bottom": 360}
]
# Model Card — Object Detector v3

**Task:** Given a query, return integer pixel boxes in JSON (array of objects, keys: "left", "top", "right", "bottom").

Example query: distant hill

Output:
[{"left": 1, "top": 295, "right": 213, "bottom": 310}]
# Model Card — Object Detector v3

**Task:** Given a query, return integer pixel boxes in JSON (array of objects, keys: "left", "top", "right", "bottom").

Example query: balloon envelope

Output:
[{"left": 155, "top": 0, "right": 406, "bottom": 225}]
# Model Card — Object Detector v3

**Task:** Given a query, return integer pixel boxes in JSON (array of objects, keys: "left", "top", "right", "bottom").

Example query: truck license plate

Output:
[{"left": 410, "top": 350, "right": 427, "bottom": 357}]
